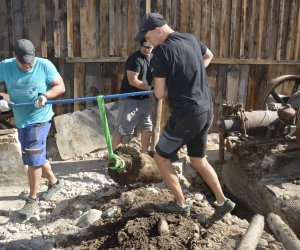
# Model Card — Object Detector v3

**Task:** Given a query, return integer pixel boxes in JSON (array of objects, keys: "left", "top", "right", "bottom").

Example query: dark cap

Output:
[
  {"left": 14, "top": 39, "right": 35, "bottom": 64},
  {"left": 139, "top": 38, "right": 152, "bottom": 48},
  {"left": 135, "top": 13, "right": 167, "bottom": 42}
]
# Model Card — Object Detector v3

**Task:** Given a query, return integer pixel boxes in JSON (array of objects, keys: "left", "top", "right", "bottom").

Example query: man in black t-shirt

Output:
[
  {"left": 112, "top": 39, "right": 154, "bottom": 153},
  {"left": 135, "top": 13, "right": 235, "bottom": 224}
]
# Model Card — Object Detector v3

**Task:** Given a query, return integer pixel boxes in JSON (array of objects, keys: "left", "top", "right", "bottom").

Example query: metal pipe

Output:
[
  {"left": 220, "top": 110, "right": 278, "bottom": 136},
  {"left": 11, "top": 90, "right": 154, "bottom": 107}
]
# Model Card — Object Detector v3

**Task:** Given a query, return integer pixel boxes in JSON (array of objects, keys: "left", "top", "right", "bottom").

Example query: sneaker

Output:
[
  {"left": 210, "top": 199, "right": 236, "bottom": 222},
  {"left": 41, "top": 180, "right": 63, "bottom": 200},
  {"left": 19, "top": 197, "right": 38, "bottom": 218},
  {"left": 157, "top": 201, "right": 190, "bottom": 217}
]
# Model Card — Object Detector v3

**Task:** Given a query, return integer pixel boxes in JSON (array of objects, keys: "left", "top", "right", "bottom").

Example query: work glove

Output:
[
  {"left": 34, "top": 93, "right": 47, "bottom": 108},
  {"left": 0, "top": 96, "right": 12, "bottom": 112}
]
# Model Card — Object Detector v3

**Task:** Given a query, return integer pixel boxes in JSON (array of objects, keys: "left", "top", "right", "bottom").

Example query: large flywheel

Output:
[{"left": 255, "top": 75, "right": 300, "bottom": 110}]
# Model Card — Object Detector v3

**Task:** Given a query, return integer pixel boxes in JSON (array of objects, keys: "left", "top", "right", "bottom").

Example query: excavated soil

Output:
[
  {"left": 223, "top": 147, "right": 300, "bottom": 239},
  {"left": 0, "top": 135, "right": 287, "bottom": 249},
  {"left": 58, "top": 187, "right": 283, "bottom": 250}
]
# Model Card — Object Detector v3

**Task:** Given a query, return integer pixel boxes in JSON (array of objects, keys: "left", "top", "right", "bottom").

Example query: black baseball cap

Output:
[
  {"left": 135, "top": 13, "right": 167, "bottom": 42},
  {"left": 139, "top": 38, "right": 152, "bottom": 48},
  {"left": 14, "top": 39, "right": 35, "bottom": 64}
]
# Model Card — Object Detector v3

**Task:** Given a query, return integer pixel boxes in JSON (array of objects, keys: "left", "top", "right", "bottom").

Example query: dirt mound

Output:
[
  {"left": 59, "top": 187, "right": 284, "bottom": 250},
  {"left": 0, "top": 134, "right": 286, "bottom": 249}
]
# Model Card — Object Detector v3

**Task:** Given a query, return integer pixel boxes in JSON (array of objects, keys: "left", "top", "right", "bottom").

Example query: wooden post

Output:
[
  {"left": 67, "top": 0, "right": 74, "bottom": 57},
  {"left": 267, "top": 213, "right": 300, "bottom": 250},
  {"left": 146, "top": 0, "right": 151, "bottom": 13},
  {"left": 39, "top": 0, "right": 47, "bottom": 57},
  {"left": 151, "top": 98, "right": 162, "bottom": 152},
  {"left": 145, "top": 0, "right": 161, "bottom": 152},
  {"left": 108, "top": 0, "right": 114, "bottom": 56},
  {"left": 53, "top": 0, "right": 61, "bottom": 58},
  {"left": 74, "top": 63, "right": 85, "bottom": 111},
  {"left": 237, "top": 214, "right": 265, "bottom": 250}
]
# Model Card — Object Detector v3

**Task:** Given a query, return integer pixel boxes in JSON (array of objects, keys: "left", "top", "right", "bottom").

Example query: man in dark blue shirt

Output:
[
  {"left": 135, "top": 13, "right": 235, "bottom": 224},
  {"left": 112, "top": 39, "right": 154, "bottom": 153}
]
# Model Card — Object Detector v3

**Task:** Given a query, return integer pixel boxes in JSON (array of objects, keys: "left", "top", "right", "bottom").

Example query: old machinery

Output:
[{"left": 219, "top": 75, "right": 300, "bottom": 162}]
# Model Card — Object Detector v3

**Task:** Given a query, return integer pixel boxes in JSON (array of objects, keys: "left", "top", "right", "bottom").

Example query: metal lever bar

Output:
[{"left": 11, "top": 90, "right": 154, "bottom": 107}]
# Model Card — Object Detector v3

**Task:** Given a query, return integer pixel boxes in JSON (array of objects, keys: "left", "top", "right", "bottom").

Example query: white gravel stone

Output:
[
  {"left": 102, "top": 206, "right": 119, "bottom": 219},
  {"left": 194, "top": 193, "right": 205, "bottom": 201},
  {"left": 147, "top": 187, "right": 158, "bottom": 194},
  {"left": 76, "top": 209, "right": 102, "bottom": 228}
]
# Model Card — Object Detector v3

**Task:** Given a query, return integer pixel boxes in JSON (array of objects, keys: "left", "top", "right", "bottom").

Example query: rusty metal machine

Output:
[{"left": 219, "top": 75, "right": 300, "bottom": 162}]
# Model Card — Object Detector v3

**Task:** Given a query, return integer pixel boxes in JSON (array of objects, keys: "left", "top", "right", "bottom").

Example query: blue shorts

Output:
[
  {"left": 156, "top": 109, "right": 213, "bottom": 159},
  {"left": 18, "top": 121, "right": 51, "bottom": 167}
]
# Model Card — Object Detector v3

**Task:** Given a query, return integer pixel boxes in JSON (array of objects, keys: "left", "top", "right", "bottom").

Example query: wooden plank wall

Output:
[{"left": 1, "top": 0, "right": 300, "bottom": 131}]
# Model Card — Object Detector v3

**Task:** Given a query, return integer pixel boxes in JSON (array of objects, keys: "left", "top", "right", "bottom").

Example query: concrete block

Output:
[
  {"left": 54, "top": 102, "right": 118, "bottom": 160},
  {"left": 0, "top": 129, "right": 26, "bottom": 185}
]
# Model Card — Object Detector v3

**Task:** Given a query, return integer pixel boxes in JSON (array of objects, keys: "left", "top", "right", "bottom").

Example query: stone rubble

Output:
[
  {"left": 0, "top": 165, "right": 118, "bottom": 250},
  {"left": 0, "top": 134, "right": 286, "bottom": 249}
]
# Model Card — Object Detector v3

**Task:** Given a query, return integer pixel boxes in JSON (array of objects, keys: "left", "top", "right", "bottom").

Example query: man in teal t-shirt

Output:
[{"left": 0, "top": 39, "right": 65, "bottom": 217}]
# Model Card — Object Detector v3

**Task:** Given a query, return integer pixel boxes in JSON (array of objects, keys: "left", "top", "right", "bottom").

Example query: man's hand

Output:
[
  {"left": 0, "top": 96, "right": 12, "bottom": 112},
  {"left": 34, "top": 93, "right": 47, "bottom": 108}
]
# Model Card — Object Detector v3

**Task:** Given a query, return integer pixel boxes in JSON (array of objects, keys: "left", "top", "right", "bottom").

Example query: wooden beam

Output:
[
  {"left": 257, "top": 0, "right": 265, "bottom": 59},
  {"left": 66, "top": 57, "right": 127, "bottom": 63},
  {"left": 80, "top": 0, "right": 97, "bottom": 58},
  {"left": 146, "top": 0, "right": 151, "bottom": 13},
  {"left": 276, "top": 0, "right": 284, "bottom": 60},
  {"left": 212, "top": 58, "right": 300, "bottom": 65},
  {"left": 239, "top": 0, "right": 246, "bottom": 58},
  {"left": 39, "top": 0, "right": 47, "bottom": 57},
  {"left": 267, "top": 213, "right": 300, "bottom": 250},
  {"left": 220, "top": 0, "right": 230, "bottom": 58},
  {"left": 109, "top": 0, "right": 115, "bottom": 56},
  {"left": 65, "top": 57, "right": 300, "bottom": 65},
  {"left": 229, "top": 0, "right": 238, "bottom": 57},
  {"left": 121, "top": 1, "right": 127, "bottom": 57},
  {"left": 237, "top": 214, "right": 265, "bottom": 250},
  {"left": 73, "top": 0, "right": 81, "bottom": 57},
  {"left": 73, "top": 63, "right": 85, "bottom": 111},
  {"left": 53, "top": 0, "right": 60, "bottom": 57},
  {"left": 67, "top": 0, "right": 74, "bottom": 57},
  {"left": 286, "top": 0, "right": 297, "bottom": 59}
]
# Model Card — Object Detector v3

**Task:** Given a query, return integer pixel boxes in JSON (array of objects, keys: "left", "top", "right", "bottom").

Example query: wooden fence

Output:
[{"left": 1, "top": 0, "right": 300, "bottom": 130}]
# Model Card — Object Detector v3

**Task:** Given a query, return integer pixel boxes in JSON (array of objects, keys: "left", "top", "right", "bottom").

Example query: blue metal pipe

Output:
[{"left": 11, "top": 90, "right": 154, "bottom": 107}]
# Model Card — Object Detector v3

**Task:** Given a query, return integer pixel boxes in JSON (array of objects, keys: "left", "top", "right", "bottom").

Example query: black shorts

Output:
[{"left": 155, "top": 109, "right": 213, "bottom": 159}]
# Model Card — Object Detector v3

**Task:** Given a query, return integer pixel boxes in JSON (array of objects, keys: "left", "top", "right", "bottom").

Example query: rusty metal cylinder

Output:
[
  {"left": 277, "top": 104, "right": 296, "bottom": 123},
  {"left": 220, "top": 110, "right": 278, "bottom": 136},
  {"left": 108, "top": 145, "right": 162, "bottom": 185}
]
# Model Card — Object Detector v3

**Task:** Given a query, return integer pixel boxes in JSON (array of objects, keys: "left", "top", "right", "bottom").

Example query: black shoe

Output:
[
  {"left": 157, "top": 201, "right": 190, "bottom": 217},
  {"left": 204, "top": 199, "right": 235, "bottom": 228}
]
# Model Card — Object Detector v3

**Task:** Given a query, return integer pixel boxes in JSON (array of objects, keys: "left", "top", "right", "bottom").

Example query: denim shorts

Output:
[
  {"left": 155, "top": 109, "right": 213, "bottom": 159},
  {"left": 18, "top": 121, "right": 51, "bottom": 167}
]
